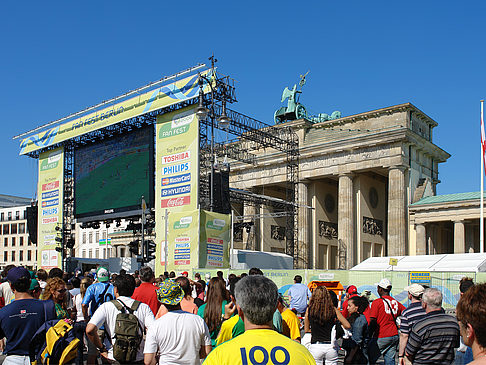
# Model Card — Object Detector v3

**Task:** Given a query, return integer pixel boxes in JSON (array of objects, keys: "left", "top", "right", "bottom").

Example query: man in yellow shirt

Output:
[
  {"left": 204, "top": 275, "right": 315, "bottom": 365},
  {"left": 277, "top": 295, "right": 301, "bottom": 342}
]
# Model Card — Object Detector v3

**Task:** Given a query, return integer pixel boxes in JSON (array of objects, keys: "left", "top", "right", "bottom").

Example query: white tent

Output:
[
  {"left": 230, "top": 249, "right": 294, "bottom": 270},
  {"left": 350, "top": 253, "right": 486, "bottom": 272}
]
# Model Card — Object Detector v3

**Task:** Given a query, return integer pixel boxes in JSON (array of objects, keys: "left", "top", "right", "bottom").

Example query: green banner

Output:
[
  {"left": 19, "top": 70, "right": 213, "bottom": 155},
  {"left": 37, "top": 147, "right": 64, "bottom": 270},
  {"left": 155, "top": 106, "right": 199, "bottom": 275},
  {"left": 199, "top": 210, "right": 231, "bottom": 268}
]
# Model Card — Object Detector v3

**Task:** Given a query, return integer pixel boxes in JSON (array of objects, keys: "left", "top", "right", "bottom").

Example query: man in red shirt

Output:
[
  {"left": 131, "top": 266, "right": 160, "bottom": 315},
  {"left": 341, "top": 285, "right": 359, "bottom": 318},
  {"left": 368, "top": 278, "right": 405, "bottom": 365}
]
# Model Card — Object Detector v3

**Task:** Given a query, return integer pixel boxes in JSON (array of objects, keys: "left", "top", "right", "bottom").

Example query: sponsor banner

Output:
[
  {"left": 19, "top": 70, "right": 214, "bottom": 155},
  {"left": 199, "top": 210, "right": 231, "bottom": 268},
  {"left": 155, "top": 106, "right": 199, "bottom": 274},
  {"left": 410, "top": 271, "right": 431, "bottom": 284},
  {"left": 158, "top": 209, "right": 199, "bottom": 273},
  {"left": 37, "top": 148, "right": 63, "bottom": 269}
]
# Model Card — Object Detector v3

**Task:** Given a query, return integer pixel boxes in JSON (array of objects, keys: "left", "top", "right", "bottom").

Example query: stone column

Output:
[
  {"left": 243, "top": 202, "right": 256, "bottom": 250},
  {"left": 387, "top": 166, "right": 406, "bottom": 256},
  {"left": 297, "top": 182, "right": 309, "bottom": 268},
  {"left": 338, "top": 174, "right": 354, "bottom": 269},
  {"left": 416, "top": 223, "right": 427, "bottom": 255},
  {"left": 454, "top": 220, "right": 466, "bottom": 253}
]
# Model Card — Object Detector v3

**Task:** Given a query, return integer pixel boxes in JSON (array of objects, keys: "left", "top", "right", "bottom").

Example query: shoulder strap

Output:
[
  {"left": 97, "top": 283, "right": 111, "bottom": 304},
  {"left": 111, "top": 299, "right": 124, "bottom": 312},
  {"left": 130, "top": 300, "right": 141, "bottom": 312},
  {"left": 382, "top": 298, "right": 399, "bottom": 329}
]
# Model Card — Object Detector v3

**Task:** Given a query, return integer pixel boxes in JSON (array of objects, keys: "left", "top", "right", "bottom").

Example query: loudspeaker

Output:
[
  {"left": 26, "top": 205, "right": 38, "bottom": 245},
  {"left": 211, "top": 171, "right": 230, "bottom": 214}
]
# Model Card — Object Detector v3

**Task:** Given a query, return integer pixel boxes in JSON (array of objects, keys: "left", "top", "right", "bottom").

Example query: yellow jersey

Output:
[
  {"left": 203, "top": 328, "right": 316, "bottom": 365},
  {"left": 281, "top": 309, "right": 301, "bottom": 341},
  {"left": 216, "top": 314, "right": 245, "bottom": 346}
]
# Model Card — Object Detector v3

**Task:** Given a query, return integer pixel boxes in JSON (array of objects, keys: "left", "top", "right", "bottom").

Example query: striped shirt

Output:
[
  {"left": 406, "top": 309, "right": 460, "bottom": 365},
  {"left": 400, "top": 301, "right": 426, "bottom": 335}
]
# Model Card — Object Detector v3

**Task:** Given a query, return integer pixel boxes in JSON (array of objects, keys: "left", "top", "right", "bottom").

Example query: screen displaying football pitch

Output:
[{"left": 74, "top": 126, "right": 154, "bottom": 219}]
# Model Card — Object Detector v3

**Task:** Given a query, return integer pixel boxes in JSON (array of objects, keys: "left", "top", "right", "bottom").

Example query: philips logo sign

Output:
[
  {"left": 42, "top": 207, "right": 58, "bottom": 216},
  {"left": 162, "top": 162, "right": 190, "bottom": 176}
]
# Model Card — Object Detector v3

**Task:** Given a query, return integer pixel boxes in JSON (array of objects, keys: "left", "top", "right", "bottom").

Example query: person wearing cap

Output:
[
  {"left": 288, "top": 275, "right": 312, "bottom": 316},
  {"left": 277, "top": 294, "right": 301, "bottom": 342},
  {"left": 86, "top": 274, "right": 154, "bottom": 364},
  {"left": 144, "top": 280, "right": 212, "bottom": 365},
  {"left": 82, "top": 267, "right": 114, "bottom": 365},
  {"left": 203, "top": 275, "right": 315, "bottom": 365},
  {"left": 132, "top": 266, "right": 160, "bottom": 316},
  {"left": 368, "top": 278, "right": 405, "bottom": 365},
  {"left": 0, "top": 267, "right": 56, "bottom": 365},
  {"left": 398, "top": 284, "right": 426, "bottom": 365},
  {"left": 341, "top": 285, "right": 359, "bottom": 318}
]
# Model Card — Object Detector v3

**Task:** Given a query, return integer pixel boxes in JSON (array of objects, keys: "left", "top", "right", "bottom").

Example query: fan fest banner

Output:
[
  {"left": 155, "top": 106, "right": 199, "bottom": 274},
  {"left": 37, "top": 147, "right": 64, "bottom": 270},
  {"left": 199, "top": 210, "right": 231, "bottom": 268}
]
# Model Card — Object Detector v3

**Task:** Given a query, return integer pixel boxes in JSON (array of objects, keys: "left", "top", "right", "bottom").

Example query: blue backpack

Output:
[{"left": 30, "top": 319, "right": 79, "bottom": 365}]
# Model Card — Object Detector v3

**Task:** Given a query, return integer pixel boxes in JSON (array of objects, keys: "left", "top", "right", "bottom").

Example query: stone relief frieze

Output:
[
  {"left": 363, "top": 216, "right": 383, "bottom": 236},
  {"left": 318, "top": 221, "right": 338, "bottom": 239}
]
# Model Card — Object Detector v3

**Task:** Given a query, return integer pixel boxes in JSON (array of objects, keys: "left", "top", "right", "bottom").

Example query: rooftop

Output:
[
  {"left": 411, "top": 191, "right": 486, "bottom": 206},
  {"left": 0, "top": 194, "right": 32, "bottom": 208}
]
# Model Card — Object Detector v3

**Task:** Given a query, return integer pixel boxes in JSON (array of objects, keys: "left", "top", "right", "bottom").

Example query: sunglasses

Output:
[{"left": 56, "top": 288, "right": 67, "bottom": 294}]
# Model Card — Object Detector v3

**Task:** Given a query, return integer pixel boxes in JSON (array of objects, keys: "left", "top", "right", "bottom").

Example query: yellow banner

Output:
[
  {"left": 155, "top": 106, "right": 199, "bottom": 274},
  {"left": 37, "top": 147, "right": 64, "bottom": 270},
  {"left": 20, "top": 70, "right": 212, "bottom": 155}
]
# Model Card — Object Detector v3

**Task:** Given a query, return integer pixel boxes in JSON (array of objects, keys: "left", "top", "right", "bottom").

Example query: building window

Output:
[
  {"left": 120, "top": 247, "right": 126, "bottom": 257},
  {"left": 89, "top": 233, "right": 93, "bottom": 244},
  {"left": 3, "top": 252, "right": 7, "bottom": 261},
  {"left": 11, "top": 251, "right": 15, "bottom": 261},
  {"left": 18, "top": 223, "right": 25, "bottom": 234},
  {"left": 95, "top": 249, "right": 99, "bottom": 259},
  {"left": 3, "top": 225, "right": 9, "bottom": 235},
  {"left": 27, "top": 237, "right": 31, "bottom": 246},
  {"left": 0, "top": 213, "right": 3, "bottom": 221},
  {"left": 3, "top": 238, "right": 7, "bottom": 247},
  {"left": 10, "top": 224, "right": 17, "bottom": 235},
  {"left": 82, "top": 250, "right": 86, "bottom": 258},
  {"left": 7, "top": 212, "right": 12, "bottom": 221},
  {"left": 88, "top": 250, "right": 92, "bottom": 258},
  {"left": 19, "top": 251, "right": 23, "bottom": 262},
  {"left": 82, "top": 232, "right": 86, "bottom": 244},
  {"left": 102, "top": 231, "right": 107, "bottom": 239},
  {"left": 19, "top": 237, "right": 23, "bottom": 246},
  {"left": 95, "top": 232, "right": 99, "bottom": 243},
  {"left": 15, "top": 211, "right": 19, "bottom": 220},
  {"left": 11, "top": 237, "right": 15, "bottom": 247},
  {"left": 27, "top": 250, "right": 31, "bottom": 261},
  {"left": 23, "top": 210, "right": 27, "bottom": 219}
]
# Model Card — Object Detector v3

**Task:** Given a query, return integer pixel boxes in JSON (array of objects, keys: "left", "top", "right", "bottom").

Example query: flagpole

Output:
[{"left": 481, "top": 100, "right": 484, "bottom": 253}]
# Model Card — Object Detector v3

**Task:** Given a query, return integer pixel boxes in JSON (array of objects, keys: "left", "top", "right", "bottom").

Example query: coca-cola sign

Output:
[{"left": 161, "top": 196, "right": 190, "bottom": 208}]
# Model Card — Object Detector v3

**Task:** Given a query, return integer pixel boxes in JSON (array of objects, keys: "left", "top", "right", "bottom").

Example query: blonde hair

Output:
[
  {"left": 80, "top": 278, "right": 91, "bottom": 299},
  {"left": 42, "top": 277, "right": 66, "bottom": 304}
]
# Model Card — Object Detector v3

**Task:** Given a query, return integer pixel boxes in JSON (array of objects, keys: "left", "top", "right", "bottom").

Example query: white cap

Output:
[
  {"left": 404, "top": 284, "right": 424, "bottom": 297},
  {"left": 375, "top": 278, "right": 392, "bottom": 289},
  {"left": 205, "top": 273, "right": 211, "bottom": 280}
]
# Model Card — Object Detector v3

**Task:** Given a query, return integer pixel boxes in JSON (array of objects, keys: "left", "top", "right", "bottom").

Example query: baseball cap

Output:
[
  {"left": 205, "top": 273, "right": 211, "bottom": 280},
  {"left": 7, "top": 267, "right": 31, "bottom": 285},
  {"left": 404, "top": 284, "right": 424, "bottom": 297},
  {"left": 96, "top": 267, "right": 109, "bottom": 282},
  {"left": 182, "top": 271, "right": 188, "bottom": 276},
  {"left": 29, "top": 278, "right": 41, "bottom": 291},
  {"left": 375, "top": 278, "right": 392, "bottom": 290},
  {"left": 156, "top": 280, "right": 184, "bottom": 305},
  {"left": 346, "top": 285, "right": 358, "bottom": 294}
]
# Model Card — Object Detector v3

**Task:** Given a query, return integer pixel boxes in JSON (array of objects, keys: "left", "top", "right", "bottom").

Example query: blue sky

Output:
[{"left": 1, "top": 1, "right": 485, "bottom": 199}]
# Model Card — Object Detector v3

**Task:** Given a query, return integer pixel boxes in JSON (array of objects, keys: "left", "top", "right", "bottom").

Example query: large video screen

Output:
[{"left": 74, "top": 126, "right": 154, "bottom": 220}]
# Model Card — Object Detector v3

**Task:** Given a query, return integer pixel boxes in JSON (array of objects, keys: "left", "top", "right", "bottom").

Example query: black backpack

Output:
[{"left": 109, "top": 299, "right": 143, "bottom": 364}]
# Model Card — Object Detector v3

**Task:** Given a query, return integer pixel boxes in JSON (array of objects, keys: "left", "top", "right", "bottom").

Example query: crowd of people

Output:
[{"left": 0, "top": 264, "right": 483, "bottom": 364}]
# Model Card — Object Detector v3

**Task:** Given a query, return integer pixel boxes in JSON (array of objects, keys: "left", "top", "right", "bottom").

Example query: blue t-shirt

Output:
[
  {"left": 288, "top": 283, "right": 312, "bottom": 313},
  {"left": 0, "top": 299, "right": 56, "bottom": 355},
  {"left": 81, "top": 282, "right": 114, "bottom": 315}
]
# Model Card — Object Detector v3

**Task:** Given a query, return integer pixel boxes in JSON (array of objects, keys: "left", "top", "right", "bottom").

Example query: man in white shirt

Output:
[
  {"left": 86, "top": 274, "right": 155, "bottom": 364},
  {"left": 144, "top": 280, "right": 212, "bottom": 365}
]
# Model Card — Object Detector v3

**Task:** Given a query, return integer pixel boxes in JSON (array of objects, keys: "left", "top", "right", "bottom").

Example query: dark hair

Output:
[
  {"left": 229, "top": 276, "right": 241, "bottom": 298},
  {"left": 70, "top": 277, "right": 80, "bottom": 289},
  {"left": 169, "top": 271, "right": 176, "bottom": 278},
  {"left": 113, "top": 274, "right": 135, "bottom": 297},
  {"left": 195, "top": 273, "right": 201, "bottom": 279},
  {"left": 204, "top": 277, "right": 230, "bottom": 332},
  {"left": 349, "top": 295, "right": 369, "bottom": 314},
  {"left": 2, "top": 265, "right": 15, "bottom": 278},
  {"left": 329, "top": 290, "right": 339, "bottom": 308},
  {"left": 139, "top": 266, "right": 154, "bottom": 282},
  {"left": 175, "top": 276, "right": 191, "bottom": 296},
  {"left": 119, "top": 269, "right": 126, "bottom": 276},
  {"left": 12, "top": 276, "right": 31, "bottom": 293},
  {"left": 36, "top": 269, "right": 48, "bottom": 281},
  {"left": 48, "top": 268, "right": 63, "bottom": 279},
  {"left": 457, "top": 283, "right": 486, "bottom": 348},
  {"left": 217, "top": 271, "right": 224, "bottom": 278},
  {"left": 249, "top": 268, "right": 263, "bottom": 276},
  {"left": 460, "top": 277, "right": 474, "bottom": 294},
  {"left": 294, "top": 275, "right": 302, "bottom": 283},
  {"left": 240, "top": 273, "right": 248, "bottom": 278},
  {"left": 308, "top": 286, "right": 336, "bottom": 325}
]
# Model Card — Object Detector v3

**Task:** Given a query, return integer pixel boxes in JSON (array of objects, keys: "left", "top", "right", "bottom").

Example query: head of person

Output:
[
  {"left": 7, "top": 267, "right": 31, "bottom": 294},
  {"left": 228, "top": 273, "right": 237, "bottom": 281},
  {"left": 204, "top": 277, "right": 230, "bottom": 332},
  {"left": 169, "top": 271, "right": 176, "bottom": 279},
  {"left": 405, "top": 283, "right": 424, "bottom": 301},
  {"left": 175, "top": 276, "right": 191, "bottom": 298},
  {"left": 156, "top": 280, "right": 184, "bottom": 311},
  {"left": 308, "top": 286, "right": 335, "bottom": 325},
  {"left": 44, "top": 277, "right": 67, "bottom": 304},
  {"left": 80, "top": 277, "right": 92, "bottom": 298},
  {"left": 113, "top": 274, "right": 136, "bottom": 297},
  {"left": 249, "top": 267, "right": 263, "bottom": 276},
  {"left": 235, "top": 275, "right": 278, "bottom": 326},
  {"left": 346, "top": 285, "right": 358, "bottom": 298},
  {"left": 29, "top": 279, "right": 42, "bottom": 299},
  {"left": 48, "top": 267, "right": 63, "bottom": 279},
  {"left": 2, "top": 265, "right": 15, "bottom": 279},
  {"left": 70, "top": 276, "right": 81, "bottom": 289},
  {"left": 134, "top": 270, "right": 139, "bottom": 277},
  {"left": 228, "top": 276, "right": 241, "bottom": 301},
  {"left": 181, "top": 271, "right": 188, "bottom": 278},
  {"left": 240, "top": 273, "right": 248, "bottom": 278},
  {"left": 195, "top": 273, "right": 201, "bottom": 281},
  {"left": 96, "top": 267, "right": 110, "bottom": 283},
  {"left": 456, "top": 283, "right": 486, "bottom": 350},
  {"left": 139, "top": 266, "right": 155, "bottom": 283},
  {"left": 119, "top": 269, "right": 126, "bottom": 276},
  {"left": 217, "top": 271, "right": 224, "bottom": 279},
  {"left": 376, "top": 278, "right": 392, "bottom": 296},
  {"left": 459, "top": 277, "right": 474, "bottom": 296},
  {"left": 293, "top": 275, "right": 302, "bottom": 284},
  {"left": 421, "top": 287, "right": 442, "bottom": 312},
  {"left": 347, "top": 295, "right": 369, "bottom": 316},
  {"left": 36, "top": 268, "right": 48, "bottom": 282},
  {"left": 277, "top": 294, "right": 286, "bottom": 311}
]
